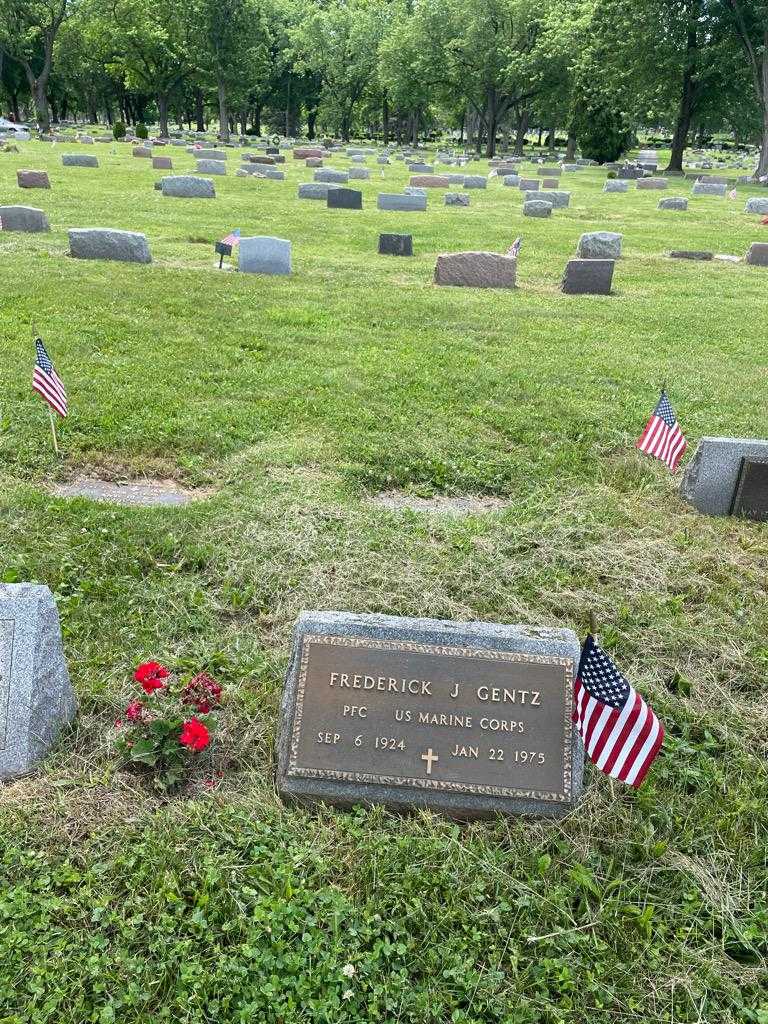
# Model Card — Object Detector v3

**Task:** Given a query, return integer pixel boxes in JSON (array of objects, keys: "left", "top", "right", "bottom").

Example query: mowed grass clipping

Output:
[{"left": 0, "top": 141, "right": 766, "bottom": 1023}]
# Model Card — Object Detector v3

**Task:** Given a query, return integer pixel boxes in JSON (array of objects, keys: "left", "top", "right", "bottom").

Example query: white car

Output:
[{"left": 0, "top": 118, "right": 31, "bottom": 140}]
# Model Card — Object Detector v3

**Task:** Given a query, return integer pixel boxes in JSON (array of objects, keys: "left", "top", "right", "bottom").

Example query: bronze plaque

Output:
[
  {"left": 730, "top": 458, "right": 768, "bottom": 522},
  {"left": 286, "top": 635, "right": 574, "bottom": 804}
]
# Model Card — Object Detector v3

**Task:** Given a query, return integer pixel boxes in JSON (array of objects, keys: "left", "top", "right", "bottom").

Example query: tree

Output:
[
  {"left": 290, "top": 0, "right": 387, "bottom": 141},
  {"left": 0, "top": 0, "right": 76, "bottom": 131},
  {"left": 105, "top": 0, "right": 195, "bottom": 136},
  {"left": 722, "top": 0, "right": 768, "bottom": 178}
]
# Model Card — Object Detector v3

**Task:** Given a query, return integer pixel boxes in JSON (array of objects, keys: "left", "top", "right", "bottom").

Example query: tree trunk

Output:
[
  {"left": 307, "top": 107, "right": 317, "bottom": 139},
  {"left": 566, "top": 132, "right": 577, "bottom": 161},
  {"left": 410, "top": 109, "right": 418, "bottom": 146},
  {"left": 252, "top": 103, "right": 261, "bottom": 136},
  {"left": 382, "top": 93, "right": 389, "bottom": 145},
  {"left": 31, "top": 77, "right": 51, "bottom": 134},
  {"left": 514, "top": 109, "right": 529, "bottom": 156},
  {"left": 217, "top": 76, "right": 229, "bottom": 143},
  {"left": 537, "top": 126, "right": 543, "bottom": 146},
  {"left": 157, "top": 92, "right": 169, "bottom": 136},
  {"left": 395, "top": 116, "right": 402, "bottom": 145},
  {"left": 195, "top": 88, "right": 205, "bottom": 132},
  {"left": 665, "top": 0, "right": 699, "bottom": 175},
  {"left": 484, "top": 89, "right": 497, "bottom": 158},
  {"left": 10, "top": 92, "right": 20, "bottom": 122},
  {"left": 548, "top": 128, "right": 556, "bottom": 157}
]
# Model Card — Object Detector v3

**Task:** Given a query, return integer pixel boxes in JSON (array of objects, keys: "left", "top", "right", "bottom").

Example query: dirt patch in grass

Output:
[
  {"left": 370, "top": 490, "right": 507, "bottom": 515},
  {"left": 50, "top": 475, "right": 215, "bottom": 507}
]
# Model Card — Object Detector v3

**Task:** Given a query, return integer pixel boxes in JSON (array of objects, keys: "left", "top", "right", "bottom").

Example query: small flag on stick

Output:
[
  {"left": 220, "top": 228, "right": 240, "bottom": 246},
  {"left": 507, "top": 236, "right": 522, "bottom": 259},
  {"left": 636, "top": 389, "right": 686, "bottom": 472},
  {"left": 573, "top": 635, "right": 664, "bottom": 788},
  {"left": 33, "top": 337, "right": 68, "bottom": 418},
  {"left": 728, "top": 188, "right": 737, "bottom": 200}
]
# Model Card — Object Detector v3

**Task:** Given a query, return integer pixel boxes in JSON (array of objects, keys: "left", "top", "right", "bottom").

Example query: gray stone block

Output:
[
  {"left": 746, "top": 242, "right": 768, "bottom": 266},
  {"left": 132, "top": 146, "right": 151, "bottom": 158},
  {"left": 692, "top": 181, "right": 727, "bottom": 196},
  {"left": 195, "top": 149, "right": 227, "bottom": 160},
  {"left": 604, "top": 179, "right": 629, "bottom": 193},
  {"left": 238, "top": 235, "right": 291, "bottom": 275},
  {"left": 68, "top": 228, "right": 152, "bottom": 264},
  {"left": 0, "top": 205, "right": 50, "bottom": 232},
  {"left": 377, "top": 193, "right": 426, "bottom": 211},
  {"left": 348, "top": 167, "right": 370, "bottom": 179},
  {"left": 637, "top": 178, "right": 669, "bottom": 190},
  {"left": 519, "top": 178, "right": 539, "bottom": 191},
  {"left": 463, "top": 175, "right": 487, "bottom": 189},
  {"left": 378, "top": 233, "right": 413, "bottom": 256},
  {"left": 659, "top": 197, "right": 688, "bottom": 210},
  {"left": 407, "top": 162, "right": 433, "bottom": 173},
  {"left": 196, "top": 159, "right": 226, "bottom": 175},
  {"left": 541, "top": 190, "right": 570, "bottom": 208},
  {"left": 669, "top": 250, "right": 713, "bottom": 260},
  {"left": 524, "top": 200, "right": 552, "bottom": 217},
  {"left": 680, "top": 437, "right": 768, "bottom": 515},
  {"left": 745, "top": 197, "right": 768, "bottom": 215},
  {"left": 160, "top": 175, "right": 215, "bottom": 198},
  {"left": 314, "top": 168, "right": 349, "bottom": 183},
  {"left": 62, "top": 154, "right": 99, "bottom": 168},
  {"left": 298, "top": 182, "right": 340, "bottom": 200},
  {"left": 444, "top": 193, "right": 470, "bottom": 206},
  {"left": 403, "top": 187, "right": 427, "bottom": 196},
  {"left": 561, "top": 258, "right": 614, "bottom": 295},
  {"left": 277, "top": 611, "right": 583, "bottom": 818},
  {"left": 577, "top": 231, "right": 622, "bottom": 260},
  {"left": 0, "top": 584, "right": 77, "bottom": 781},
  {"left": 502, "top": 175, "right": 521, "bottom": 187}
]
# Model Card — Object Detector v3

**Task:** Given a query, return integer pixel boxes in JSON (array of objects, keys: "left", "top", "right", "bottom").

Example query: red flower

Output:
[
  {"left": 134, "top": 661, "right": 170, "bottom": 694},
  {"left": 179, "top": 717, "right": 211, "bottom": 752},
  {"left": 125, "top": 699, "right": 144, "bottom": 722}
]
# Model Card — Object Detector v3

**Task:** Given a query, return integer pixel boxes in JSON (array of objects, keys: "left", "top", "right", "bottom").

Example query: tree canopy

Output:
[{"left": 0, "top": 0, "right": 765, "bottom": 170}]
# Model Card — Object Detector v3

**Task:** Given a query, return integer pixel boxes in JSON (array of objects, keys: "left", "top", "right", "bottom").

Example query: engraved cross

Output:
[{"left": 420, "top": 748, "right": 439, "bottom": 775}]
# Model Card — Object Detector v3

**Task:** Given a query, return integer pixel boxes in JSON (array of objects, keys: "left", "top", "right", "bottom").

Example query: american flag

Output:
[
  {"left": 636, "top": 389, "right": 686, "bottom": 472},
  {"left": 220, "top": 228, "right": 240, "bottom": 246},
  {"left": 32, "top": 337, "right": 68, "bottom": 417},
  {"left": 507, "top": 236, "right": 522, "bottom": 258},
  {"left": 573, "top": 635, "right": 664, "bottom": 788},
  {"left": 728, "top": 188, "right": 737, "bottom": 200}
]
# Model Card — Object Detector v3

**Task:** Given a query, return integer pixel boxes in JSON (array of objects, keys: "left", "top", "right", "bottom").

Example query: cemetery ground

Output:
[{"left": 0, "top": 141, "right": 767, "bottom": 1023}]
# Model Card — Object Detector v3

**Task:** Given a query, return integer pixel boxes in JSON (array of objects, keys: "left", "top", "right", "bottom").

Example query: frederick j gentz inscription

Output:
[{"left": 277, "top": 612, "right": 584, "bottom": 818}]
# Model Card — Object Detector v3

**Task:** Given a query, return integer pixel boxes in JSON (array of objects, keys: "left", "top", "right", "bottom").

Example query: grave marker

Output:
[{"left": 277, "top": 612, "right": 583, "bottom": 818}]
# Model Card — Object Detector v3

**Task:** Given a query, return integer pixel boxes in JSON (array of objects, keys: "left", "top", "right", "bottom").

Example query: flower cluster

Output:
[{"left": 115, "top": 661, "right": 223, "bottom": 790}]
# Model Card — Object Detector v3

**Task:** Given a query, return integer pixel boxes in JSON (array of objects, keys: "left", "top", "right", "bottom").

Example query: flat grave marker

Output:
[{"left": 277, "top": 612, "right": 583, "bottom": 818}]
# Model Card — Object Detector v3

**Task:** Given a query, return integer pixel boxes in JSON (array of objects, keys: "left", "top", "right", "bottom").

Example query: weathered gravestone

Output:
[
  {"left": 196, "top": 159, "right": 227, "bottom": 175},
  {"left": 315, "top": 169, "right": 349, "bottom": 184},
  {"left": 132, "top": 146, "right": 152, "bottom": 158},
  {"left": 349, "top": 167, "right": 370, "bottom": 180},
  {"left": 681, "top": 437, "right": 768, "bottom": 518},
  {"left": 637, "top": 178, "right": 669, "bottom": 190},
  {"left": 745, "top": 242, "right": 768, "bottom": 266},
  {"left": 659, "top": 197, "right": 688, "bottom": 210},
  {"left": 379, "top": 233, "right": 413, "bottom": 256},
  {"left": 277, "top": 611, "right": 583, "bottom": 818},
  {"left": 692, "top": 182, "right": 727, "bottom": 197},
  {"left": 327, "top": 188, "right": 363, "bottom": 210},
  {"left": 0, "top": 584, "right": 77, "bottom": 780},
  {"left": 238, "top": 236, "right": 291, "bottom": 275},
  {"left": 444, "top": 193, "right": 470, "bottom": 206},
  {"left": 377, "top": 193, "right": 426, "bottom": 211},
  {"left": 462, "top": 176, "right": 486, "bottom": 189},
  {"left": 68, "top": 228, "right": 152, "bottom": 264},
  {"left": 434, "top": 251, "right": 517, "bottom": 288},
  {"left": 745, "top": 197, "right": 768, "bottom": 215},
  {"left": 503, "top": 175, "right": 521, "bottom": 187},
  {"left": 577, "top": 231, "right": 622, "bottom": 260},
  {"left": 160, "top": 176, "right": 215, "bottom": 198},
  {"left": 561, "top": 259, "right": 614, "bottom": 295},
  {"left": 519, "top": 178, "right": 540, "bottom": 191},
  {"left": 17, "top": 170, "right": 50, "bottom": 189},
  {"left": 298, "top": 182, "right": 340, "bottom": 200},
  {"left": 604, "top": 179, "right": 629, "bottom": 193},
  {"left": 524, "top": 200, "right": 552, "bottom": 217},
  {"left": 62, "top": 154, "right": 99, "bottom": 168},
  {"left": 409, "top": 175, "right": 450, "bottom": 188},
  {"left": 669, "top": 250, "right": 713, "bottom": 261},
  {"left": 152, "top": 156, "right": 173, "bottom": 170},
  {"left": 0, "top": 206, "right": 50, "bottom": 232}
]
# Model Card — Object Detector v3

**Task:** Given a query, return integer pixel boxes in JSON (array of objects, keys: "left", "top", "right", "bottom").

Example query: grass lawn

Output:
[{"left": 0, "top": 139, "right": 766, "bottom": 1023}]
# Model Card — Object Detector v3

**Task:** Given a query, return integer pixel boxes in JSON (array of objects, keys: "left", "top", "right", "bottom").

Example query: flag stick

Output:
[
  {"left": 47, "top": 406, "right": 60, "bottom": 455},
  {"left": 589, "top": 609, "right": 598, "bottom": 639}
]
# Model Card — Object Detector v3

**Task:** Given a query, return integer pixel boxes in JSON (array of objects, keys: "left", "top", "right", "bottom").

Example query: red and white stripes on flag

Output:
[
  {"left": 636, "top": 389, "right": 686, "bottom": 472},
  {"left": 32, "top": 337, "right": 68, "bottom": 417},
  {"left": 573, "top": 635, "right": 664, "bottom": 788}
]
